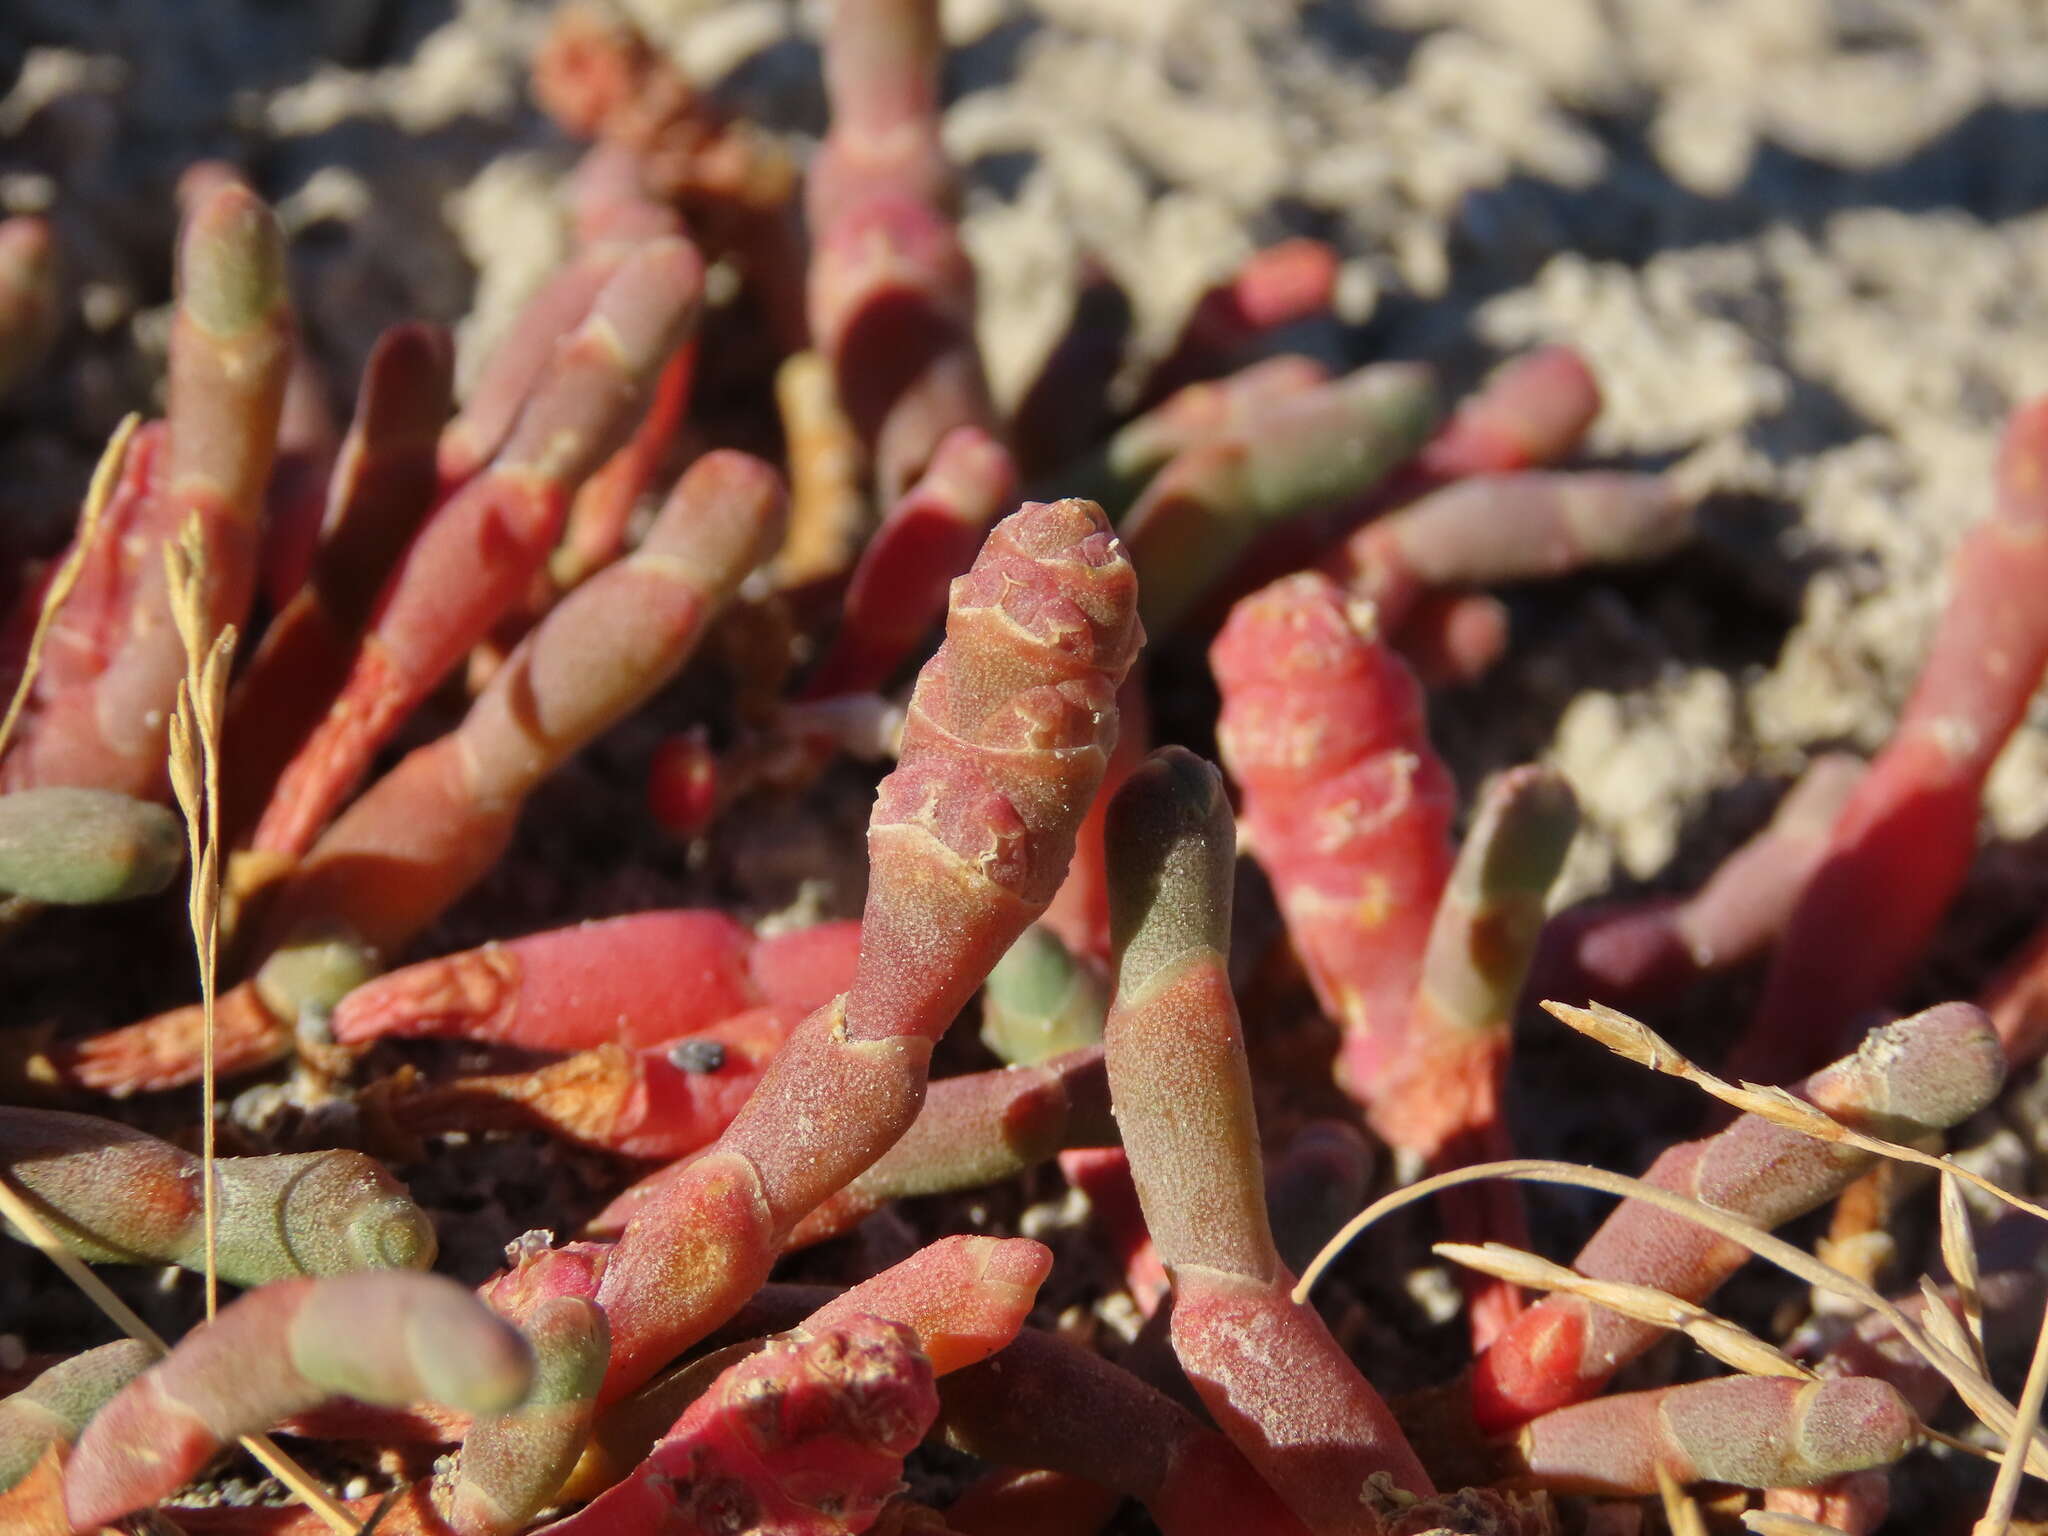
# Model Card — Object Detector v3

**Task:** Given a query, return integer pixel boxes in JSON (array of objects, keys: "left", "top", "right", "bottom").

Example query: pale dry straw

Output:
[
  {"left": 1435, "top": 1241, "right": 1812, "bottom": 1381},
  {"left": 1656, "top": 1465, "right": 1709, "bottom": 1536},
  {"left": 1941, "top": 1170, "right": 1988, "bottom": 1364}
]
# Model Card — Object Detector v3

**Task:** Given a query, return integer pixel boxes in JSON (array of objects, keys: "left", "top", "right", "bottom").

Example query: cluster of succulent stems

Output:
[{"left": 6, "top": 3, "right": 2048, "bottom": 1535}]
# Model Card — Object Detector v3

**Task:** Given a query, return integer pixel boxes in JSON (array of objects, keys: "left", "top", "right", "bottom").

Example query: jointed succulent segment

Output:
[
  {"left": 219, "top": 318, "right": 456, "bottom": 850},
  {"left": 1736, "top": 398, "right": 2048, "bottom": 1084},
  {"left": 542, "top": 1314, "right": 939, "bottom": 1536},
  {"left": 1505, "top": 1375, "right": 1916, "bottom": 1497},
  {"left": 1, "top": 1107, "right": 436, "bottom": 1284},
  {"left": 1, "top": 179, "right": 290, "bottom": 801},
  {"left": 1212, "top": 569, "right": 1458, "bottom": 1132},
  {"left": 1326, "top": 471, "right": 1693, "bottom": 638},
  {"left": 1398, "top": 765, "right": 1578, "bottom": 1347},
  {"left": 0, "top": 786, "right": 184, "bottom": 904},
  {"left": 1122, "top": 363, "right": 1439, "bottom": 636},
  {"left": 1531, "top": 751, "right": 1866, "bottom": 1011},
  {"left": 48, "top": 448, "right": 787, "bottom": 1096},
  {"left": 248, "top": 236, "right": 707, "bottom": 860},
  {"left": 0, "top": 1341, "right": 153, "bottom": 1496},
  {"left": 441, "top": 1294, "right": 610, "bottom": 1536},
  {"left": 1104, "top": 746, "right": 1433, "bottom": 1531},
  {"left": 64, "top": 1271, "right": 536, "bottom": 1528},
  {"left": 593, "top": 495, "right": 1138, "bottom": 1400}
]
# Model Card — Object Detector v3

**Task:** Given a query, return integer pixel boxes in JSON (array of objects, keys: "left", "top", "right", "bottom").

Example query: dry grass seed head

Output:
[
  {"left": 1544, "top": 1001, "right": 2048, "bottom": 1228},
  {"left": 1539, "top": 998, "right": 2048, "bottom": 1529},
  {"left": 1307, "top": 1160, "right": 2048, "bottom": 1482},
  {"left": 164, "top": 514, "right": 236, "bottom": 1323},
  {"left": 1434, "top": 1241, "right": 1811, "bottom": 1381}
]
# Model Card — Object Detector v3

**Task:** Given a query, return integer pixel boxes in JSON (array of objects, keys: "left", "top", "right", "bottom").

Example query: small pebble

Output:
[{"left": 667, "top": 1038, "right": 727, "bottom": 1073}]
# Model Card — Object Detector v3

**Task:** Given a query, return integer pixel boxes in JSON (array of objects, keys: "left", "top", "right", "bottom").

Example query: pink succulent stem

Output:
[
  {"left": 593, "top": 499, "right": 1137, "bottom": 1401},
  {"left": 1103, "top": 746, "right": 1432, "bottom": 1530},
  {"left": 1736, "top": 396, "right": 2048, "bottom": 1083}
]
